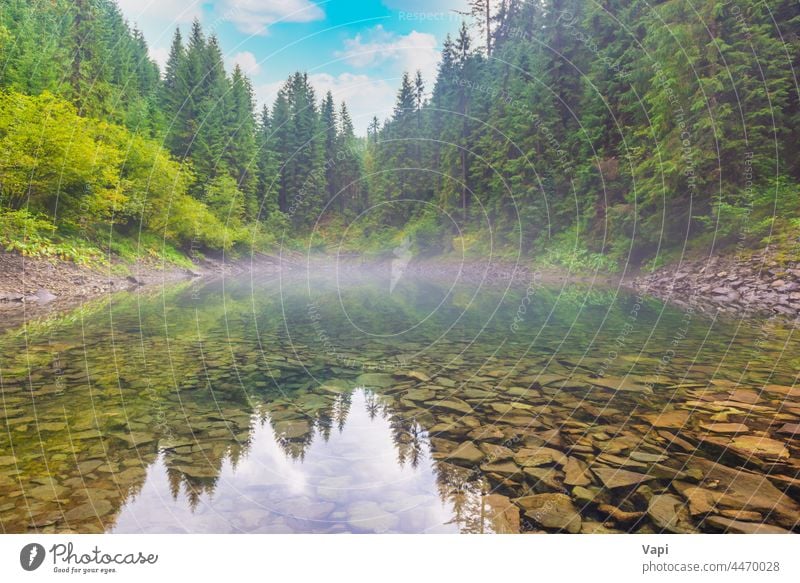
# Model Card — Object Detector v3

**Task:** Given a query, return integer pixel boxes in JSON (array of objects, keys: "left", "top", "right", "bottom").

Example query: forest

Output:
[{"left": 1, "top": 0, "right": 799, "bottom": 271}]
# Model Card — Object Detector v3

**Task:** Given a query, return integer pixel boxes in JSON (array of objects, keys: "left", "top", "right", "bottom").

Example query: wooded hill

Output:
[{"left": 1, "top": 0, "right": 799, "bottom": 270}]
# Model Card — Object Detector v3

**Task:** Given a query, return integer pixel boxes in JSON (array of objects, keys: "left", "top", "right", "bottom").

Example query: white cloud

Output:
[
  {"left": 255, "top": 73, "right": 396, "bottom": 135},
  {"left": 337, "top": 25, "right": 440, "bottom": 82},
  {"left": 116, "top": 0, "right": 203, "bottom": 28},
  {"left": 218, "top": 0, "right": 324, "bottom": 35},
  {"left": 309, "top": 73, "right": 396, "bottom": 133},
  {"left": 254, "top": 80, "right": 286, "bottom": 109},
  {"left": 149, "top": 46, "right": 170, "bottom": 71},
  {"left": 228, "top": 51, "right": 262, "bottom": 75}
]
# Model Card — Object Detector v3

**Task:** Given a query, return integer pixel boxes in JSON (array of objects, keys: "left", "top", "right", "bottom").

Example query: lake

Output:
[{"left": 1, "top": 267, "right": 798, "bottom": 533}]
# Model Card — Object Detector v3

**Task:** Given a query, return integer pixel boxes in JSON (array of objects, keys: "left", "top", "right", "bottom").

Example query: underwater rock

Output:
[
  {"left": 592, "top": 467, "right": 655, "bottom": 489},
  {"left": 516, "top": 493, "right": 581, "bottom": 533},
  {"left": 647, "top": 494, "right": 697, "bottom": 533}
]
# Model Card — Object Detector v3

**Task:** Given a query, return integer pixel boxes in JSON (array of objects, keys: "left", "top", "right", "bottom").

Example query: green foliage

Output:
[
  {"left": 538, "top": 232, "right": 620, "bottom": 273},
  {"left": 0, "top": 207, "right": 104, "bottom": 265}
]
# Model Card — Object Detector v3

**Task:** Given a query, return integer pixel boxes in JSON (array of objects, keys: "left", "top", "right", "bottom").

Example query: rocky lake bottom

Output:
[{"left": 0, "top": 271, "right": 798, "bottom": 534}]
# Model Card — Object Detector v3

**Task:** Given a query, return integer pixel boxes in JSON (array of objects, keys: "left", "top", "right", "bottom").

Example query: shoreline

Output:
[
  {"left": 631, "top": 250, "right": 800, "bottom": 320},
  {"left": 2, "top": 248, "right": 798, "bottom": 325},
  {"left": 0, "top": 250, "right": 298, "bottom": 327}
]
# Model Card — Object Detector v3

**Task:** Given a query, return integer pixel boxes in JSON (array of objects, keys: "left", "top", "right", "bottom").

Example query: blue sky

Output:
[{"left": 117, "top": 0, "right": 469, "bottom": 133}]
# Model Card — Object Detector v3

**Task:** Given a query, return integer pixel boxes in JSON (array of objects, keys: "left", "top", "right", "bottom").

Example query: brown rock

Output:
[
  {"left": 482, "top": 494, "right": 520, "bottom": 534},
  {"left": 445, "top": 441, "right": 485, "bottom": 464},
  {"left": 643, "top": 410, "right": 690, "bottom": 429},
  {"left": 592, "top": 467, "right": 656, "bottom": 489},
  {"left": 673, "top": 483, "right": 718, "bottom": 516},
  {"left": 523, "top": 466, "right": 565, "bottom": 493},
  {"left": 718, "top": 509, "right": 763, "bottom": 522},
  {"left": 730, "top": 435, "right": 789, "bottom": 459},
  {"left": 688, "top": 457, "right": 800, "bottom": 529},
  {"left": 699, "top": 422, "right": 749, "bottom": 434},
  {"left": 514, "top": 446, "right": 567, "bottom": 468},
  {"left": 516, "top": 493, "right": 582, "bottom": 533},
  {"left": 468, "top": 426, "right": 504, "bottom": 441},
  {"left": 481, "top": 461, "right": 522, "bottom": 477},
  {"left": 647, "top": 494, "right": 697, "bottom": 533},
  {"left": 597, "top": 504, "right": 645, "bottom": 524},
  {"left": 703, "top": 515, "right": 789, "bottom": 534},
  {"left": 479, "top": 442, "right": 515, "bottom": 461},
  {"left": 776, "top": 423, "right": 800, "bottom": 436},
  {"left": 563, "top": 457, "right": 592, "bottom": 486}
]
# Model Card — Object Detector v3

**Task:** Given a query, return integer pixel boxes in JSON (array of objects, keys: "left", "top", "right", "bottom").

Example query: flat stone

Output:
[
  {"left": 356, "top": 373, "right": 394, "bottom": 387},
  {"left": 673, "top": 483, "right": 718, "bottom": 516},
  {"left": 481, "top": 461, "right": 522, "bottom": 477},
  {"left": 516, "top": 493, "right": 581, "bottom": 533},
  {"left": 468, "top": 426, "right": 504, "bottom": 440},
  {"left": 445, "top": 441, "right": 485, "bottom": 464},
  {"left": 762, "top": 384, "right": 800, "bottom": 398},
  {"left": 588, "top": 375, "right": 653, "bottom": 394},
  {"left": 699, "top": 422, "right": 749, "bottom": 434},
  {"left": 429, "top": 398, "right": 473, "bottom": 415},
  {"left": 648, "top": 494, "right": 697, "bottom": 533},
  {"left": 479, "top": 442, "right": 515, "bottom": 461},
  {"left": 630, "top": 452, "right": 669, "bottom": 463},
  {"left": 77, "top": 459, "right": 104, "bottom": 474},
  {"left": 522, "top": 466, "right": 565, "bottom": 492},
  {"left": 64, "top": 500, "right": 113, "bottom": 522},
  {"left": 404, "top": 388, "right": 435, "bottom": 402},
  {"left": 730, "top": 435, "right": 789, "bottom": 459},
  {"left": 563, "top": 457, "right": 592, "bottom": 486},
  {"left": 490, "top": 402, "right": 515, "bottom": 414},
  {"left": 643, "top": 410, "right": 690, "bottom": 429},
  {"left": 718, "top": 509, "right": 763, "bottom": 522},
  {"left": 572, "top": 486, "right": 599, "bottom": 505},
  {"left": 597, "top": 453, "right": 648, "bottom": 469},
  {"left": 319, "top": 379, "right": 354, "bottom": 393},
  {"left": 687, "top": 457, "right": 800, "bottom": 529},
  {"left": 396, "top": 370, "right": 431, "bottom": 382},
  {"left": 703, "top": 515, "right": 789, "bottom": 534},
  {"left": 114, "top": 431, "right": 157, "bottom": 447},
  {"left": 514, "top": 446, "right": 567, "bottom": 468},
  {"left": 482, "top": 494, "right": 520, "bottom": 534},
  {"left": 775, "top": 423, "right": 800, "bottom": 436},
  {"left": 592, "top": 467, "right": 655, "bottom": 489},
  {"left": 28, "top": 484, "right": 69, "bottom": 500}
]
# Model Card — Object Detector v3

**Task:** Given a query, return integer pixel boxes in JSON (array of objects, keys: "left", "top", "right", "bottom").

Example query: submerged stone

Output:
[
  {"left": 445, "top": 441, "right": 485, "bottom": 464},
  {"left": 592, "top": 467, "right": 655, "bottom": 489},
  {"left": 515, "top": 493, "right": 581, "bottom": 533},
  {"left": 642, "top": 410, "right": 690, "bottom": 429},
  {"left": 730, "top": 435, "right": 789, "bottom": 459},
  {"left": 703, "top": 515, "right": 789, "bottom": 534},
  {"left": 647, "top": 494, "right": 697, "bottom": 533},
  {"left": 482, "top": 494, "right": 520, "bottom": 534},
  {"left": 355, "top": 373, "right": 394, "bottom": 388}
]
